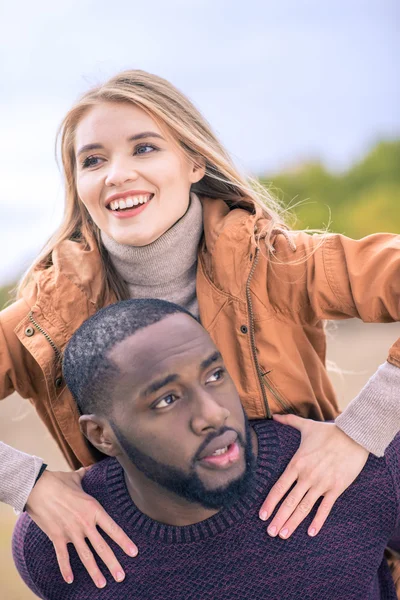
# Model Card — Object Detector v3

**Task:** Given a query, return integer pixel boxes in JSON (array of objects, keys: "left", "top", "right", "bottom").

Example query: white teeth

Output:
[
  {"left": 108, "top": 194, "right": 152, "bottom": 210},
  {"left": 212, "top": 446, "right": 228, "bottom": 456}
]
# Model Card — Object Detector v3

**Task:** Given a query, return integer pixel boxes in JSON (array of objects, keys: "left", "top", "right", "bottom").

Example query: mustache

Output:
[{"left": 192, "top": 426, "right": 245, "bottom": 465}]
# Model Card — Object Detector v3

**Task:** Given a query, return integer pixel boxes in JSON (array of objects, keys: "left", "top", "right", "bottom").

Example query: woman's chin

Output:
[{"left": 106, "top": 226, "right": 162, "bottom": 247}]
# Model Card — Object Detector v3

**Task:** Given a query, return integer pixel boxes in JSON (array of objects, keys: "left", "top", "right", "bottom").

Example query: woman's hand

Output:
[
  {"left": 25, "top": 468, "right": 138, "bottom": 588},
  {"left": 259, "top": 414, "right": 369, "bottom": 539}
]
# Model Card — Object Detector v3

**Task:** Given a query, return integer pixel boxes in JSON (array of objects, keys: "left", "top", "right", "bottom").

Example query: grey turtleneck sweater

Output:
[{"left": 101, "top": 193, "right": 203, "bottom": 318}]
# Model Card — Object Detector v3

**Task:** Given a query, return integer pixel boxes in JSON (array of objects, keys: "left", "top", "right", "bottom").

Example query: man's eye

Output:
[
  {"left": 82, "top": 155, "right": 101, "bottom": 168},
  {"left": 154, "top": 395, "right": 176, "bottom": 409},
  {"left": 206, "top": 368, "right": 225, "bottom": 383}
]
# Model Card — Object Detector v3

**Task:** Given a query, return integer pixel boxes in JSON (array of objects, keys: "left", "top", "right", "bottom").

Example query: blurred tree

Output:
[
  {"left": 261, "top": 140, "right": 400, "bottom": 237},
  {"left": 0, "top": 285, "right": 13, "bottom": 311}
]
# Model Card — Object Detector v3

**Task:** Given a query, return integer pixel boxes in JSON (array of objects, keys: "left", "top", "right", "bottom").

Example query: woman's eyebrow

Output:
[
  {"left": 128, "top": 131, "right": 164, "bottom": 142},
  {"left": 76, "top": 132, "right": 165, "bottom": 158}
]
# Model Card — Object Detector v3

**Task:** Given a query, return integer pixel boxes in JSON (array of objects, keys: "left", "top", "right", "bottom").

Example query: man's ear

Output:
[{"left": 79, "top": 415, "right": 119, "bottom": 457}]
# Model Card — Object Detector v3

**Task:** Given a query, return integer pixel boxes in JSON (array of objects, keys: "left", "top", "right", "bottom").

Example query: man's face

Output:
[{"left": 107, "top": 314, "right": 255, "bottom": 509}]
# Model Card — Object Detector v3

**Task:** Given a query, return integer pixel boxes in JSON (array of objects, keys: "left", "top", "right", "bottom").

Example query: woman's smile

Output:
[{"left": 106, "top": 190, "right": 154, "bottom": 219}]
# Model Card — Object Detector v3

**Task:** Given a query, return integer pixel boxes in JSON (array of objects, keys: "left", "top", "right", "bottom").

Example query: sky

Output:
[{"left": 0, "top": 0, "right": 399, "bottom": 285}]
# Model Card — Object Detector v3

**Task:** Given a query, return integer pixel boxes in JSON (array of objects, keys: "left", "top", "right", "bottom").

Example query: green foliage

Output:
[
  {"left": 0, "top": 285, "right": 14, "bottom": 311},
  {"left": 260, "top": 140, "right": 400, "bottom": 237}
]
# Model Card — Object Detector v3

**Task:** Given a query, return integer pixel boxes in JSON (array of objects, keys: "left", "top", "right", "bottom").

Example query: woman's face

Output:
[{"left": 74, "top": 102, "right": 205, "bottom": 246}]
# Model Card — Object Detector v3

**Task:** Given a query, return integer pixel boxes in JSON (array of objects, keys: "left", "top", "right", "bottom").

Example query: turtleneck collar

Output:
[{"left": 101, "top": 193, "right": 203, "bottom": 316}]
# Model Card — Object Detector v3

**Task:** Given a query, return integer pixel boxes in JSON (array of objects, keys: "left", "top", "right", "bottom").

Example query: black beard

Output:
[{"left": 111, "top": 415, "right": 256, "bottom": 510}]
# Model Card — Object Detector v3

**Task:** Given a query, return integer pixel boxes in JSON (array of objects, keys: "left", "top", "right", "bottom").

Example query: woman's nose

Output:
[{"left": 105, "top": 158, "right": 139, "bottom": 187}]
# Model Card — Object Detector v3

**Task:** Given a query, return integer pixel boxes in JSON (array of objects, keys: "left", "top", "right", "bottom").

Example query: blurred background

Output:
[{"left": 1, "top": 1, "right": 399, "bottom": 597}]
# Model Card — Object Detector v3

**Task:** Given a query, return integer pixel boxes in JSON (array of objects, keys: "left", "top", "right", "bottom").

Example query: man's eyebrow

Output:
[
  {"left": 201, "top": 351, "right": 222, "bottom": 371},
  {"left": 76, "top": 132, "right": 165, "bottom": 158},
  {"left": 143, "top": 374, "right": 178, "bottom": 397}
]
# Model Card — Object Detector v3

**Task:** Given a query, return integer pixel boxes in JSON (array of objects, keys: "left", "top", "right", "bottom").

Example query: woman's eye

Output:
[
  {"left": 135, "top": 144, "right": 157, "bottom": 155},
  {"left": 154, "top": 395, "right": 176, "bottom": 409},
  {"left": 207, "top": 368, "right": 225, "bottom": 383},
  {"left": 82, "top": 155, "right": 101, "bottom": 169}
]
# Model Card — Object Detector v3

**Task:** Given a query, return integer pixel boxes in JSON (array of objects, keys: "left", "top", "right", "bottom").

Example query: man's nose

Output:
[
  {"left": 190, "top": 390, "right": 230, "bottom": 435},
  {"left": 105, "top": 157, "right": 139, "bottom": 187}
]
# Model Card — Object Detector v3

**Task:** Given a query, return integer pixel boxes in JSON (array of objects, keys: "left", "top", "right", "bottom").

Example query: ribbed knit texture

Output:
[
  {"left": 0, "top": 442, "right": 42, "bottom": 512},
  {"left": 336, "top": 361, "right": 400, "bottom": 456},
  {"left": 13, "top": 421, "right": 399, "bottom": 599},
  {"left": 101, "top": 193, "right": 203, "bottom": 317}
]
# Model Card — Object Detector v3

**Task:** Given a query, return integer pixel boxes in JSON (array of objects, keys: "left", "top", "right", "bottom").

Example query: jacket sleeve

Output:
[
  {"left": 269, "top": 231, "right": 400, "bottom": 455},
  {"left": 0, "top": 298, "right": 44, "bottom": 400},
  {"left": 270, "top": 231, "right": 400, "bottom": 362},
  {"left": 0, "top": 299, "right": 45, "bottom": 510}
]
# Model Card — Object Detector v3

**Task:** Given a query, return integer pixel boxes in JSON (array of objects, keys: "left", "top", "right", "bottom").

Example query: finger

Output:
[
  {"left": 259, "top": 463, "right": 298, "bottom": 521},
  {"left": 97, "top": 513, "right": 138, "bottom": 557},
  {"left": 307, "top": 491, "right": 338, "bottom": 537},
  {"left": 88, "top": 529, "right": 125, "bottom": 583},
  {"left": 53, "top": 540, "right": 74, "bottom": 584},
  {"left": 73, "top": 539, "right": 107, "bottom": 589},
  {"left": 272, "top": 413, "right": 306, "bottom": 431},
  {"left": 277, "top": 487, "right": 324, "bottom": 539},
  {"left": 266, "top": 481, "right": 310, "bottom": 536}
]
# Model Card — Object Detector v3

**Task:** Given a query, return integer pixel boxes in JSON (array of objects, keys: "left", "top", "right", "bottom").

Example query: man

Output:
[{"left": 13, "top": 299, "right": 400, "bottom": 599}]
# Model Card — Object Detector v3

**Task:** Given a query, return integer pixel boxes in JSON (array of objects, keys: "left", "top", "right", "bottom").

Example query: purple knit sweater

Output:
[{"left": 12, "top": 421, "right": 400, "bottom": 599}]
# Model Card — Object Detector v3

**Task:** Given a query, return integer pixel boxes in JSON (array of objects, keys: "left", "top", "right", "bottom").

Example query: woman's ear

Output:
[
  {"left": 190, "top": 157, "right": 206, "bottom": 183},
  {"left": 79, "top": 415, "right": 119, "bottom": 457}
]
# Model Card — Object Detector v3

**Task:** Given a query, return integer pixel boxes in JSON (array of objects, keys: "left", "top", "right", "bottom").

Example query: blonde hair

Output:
[{"left": 18, "top": 69, "right": 287, "bottom": 302}]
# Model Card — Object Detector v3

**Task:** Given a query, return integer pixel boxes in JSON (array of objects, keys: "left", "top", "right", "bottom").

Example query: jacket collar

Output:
[{"left": 25, "top": 197, "right": 266, "bottom": 309}]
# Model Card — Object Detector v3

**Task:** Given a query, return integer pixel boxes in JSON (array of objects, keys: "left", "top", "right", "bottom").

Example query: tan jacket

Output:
[{"left": 1, "top": 199, "right": 399, "bottom": 469}]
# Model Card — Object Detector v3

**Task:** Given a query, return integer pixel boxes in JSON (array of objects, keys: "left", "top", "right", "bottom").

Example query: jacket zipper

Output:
[
  {"left": 261, "top": 371, "right": 297, "bottom": 415},
  {"left": 246, "top": 250, "right": 297, "bottom": 417},
  {"left": 28, "top": 312, "right": 62, "bottom": 363},
  {"left": 245, "top": 248, "right": 272, "bottom": 419}
]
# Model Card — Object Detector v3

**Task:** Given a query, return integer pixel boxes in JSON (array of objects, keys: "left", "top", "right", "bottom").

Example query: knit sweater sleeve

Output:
[
  {"left": 12, "top": 513, "right": 45, "bottom": 599},
  {"left": 335, "top": 362, "right": 400, "bottom": 457},
  {"left": 0, "top": 442, "right": 43, "bottom": 512}
]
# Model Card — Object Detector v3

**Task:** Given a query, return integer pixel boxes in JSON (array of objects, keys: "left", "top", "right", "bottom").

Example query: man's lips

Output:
[
  {"left": 198, "top": 442, "right": 240, "bottom": 468},
  {"left": 197, "top": 431, "right": 238, "bottom": 460}
]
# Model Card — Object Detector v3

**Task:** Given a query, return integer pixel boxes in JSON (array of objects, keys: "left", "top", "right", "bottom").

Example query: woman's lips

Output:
[{"left": 107, "top": 196, "right": 153, "bottom": 219}]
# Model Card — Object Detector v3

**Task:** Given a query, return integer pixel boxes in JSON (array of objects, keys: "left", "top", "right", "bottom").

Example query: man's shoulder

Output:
[
  {"left": 12, "top": 458, "right": 119, "bottom": 596},
  {"left": 81, "top": 456, "right": 117, "bottom": 496}
]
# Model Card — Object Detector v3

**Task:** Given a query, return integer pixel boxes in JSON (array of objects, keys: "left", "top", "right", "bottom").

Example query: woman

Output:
[{"left": 2, "top": 70, "right": 399, "bottom": 590}]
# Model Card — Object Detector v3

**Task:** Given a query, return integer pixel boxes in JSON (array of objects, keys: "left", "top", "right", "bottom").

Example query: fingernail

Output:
[
  {"left": 259, "top": 511, "right": 268, "bottom": 521},
  {"left": 128, "top": 545, "right": 138, "bottom": 557},
  {"left": 267, "top": 526, "right": 277, "bottom": 536},
  {"left": 66, "top": 577, "right": 73, "bottom": 584},
  {"left": 279, "top": 528, "right": 289, "bottom": 538},
  {"left": 309, "top": 528, "right": 316, "bottom": 537},
  {"left": 98, "top": 578, "right": 107, "bottom": 588},
  {"left": 116, "top": 571, "right": 125, "bottom": 582}
]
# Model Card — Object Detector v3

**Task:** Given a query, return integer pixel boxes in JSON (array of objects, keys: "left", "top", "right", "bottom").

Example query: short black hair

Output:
[{"left": 63, "top": 298, "right": 195, "bottom": 416}]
